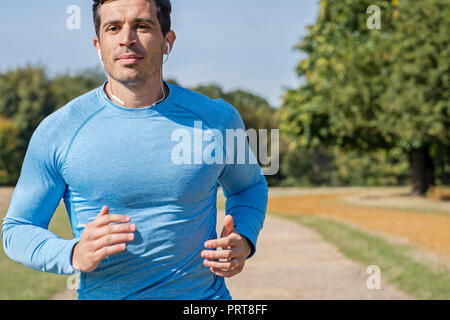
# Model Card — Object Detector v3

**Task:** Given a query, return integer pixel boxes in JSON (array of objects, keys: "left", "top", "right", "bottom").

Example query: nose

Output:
[{"left": 119, "top": 24, "right": 137, "bottom": 48}]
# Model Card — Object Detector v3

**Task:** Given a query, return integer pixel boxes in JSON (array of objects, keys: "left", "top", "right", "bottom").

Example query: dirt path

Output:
[
  {"left": 52, "top": 209, "right": 411, "bottom": 300},
  {"left": 224, "top": 213, "right": 411, "bottom": 299},
  {"left": 268, "top": 194, "right": 450, "bottom": 261}
]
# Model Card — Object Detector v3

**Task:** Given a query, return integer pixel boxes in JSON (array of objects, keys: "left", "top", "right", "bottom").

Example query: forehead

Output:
[{"left": 99, "top": 0, "right": 158, "bottom": 21}]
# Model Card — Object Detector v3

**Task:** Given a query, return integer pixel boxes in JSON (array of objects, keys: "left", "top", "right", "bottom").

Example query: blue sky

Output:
[{"left": 0, "top": 0, "right": 319, "bottom": 107}]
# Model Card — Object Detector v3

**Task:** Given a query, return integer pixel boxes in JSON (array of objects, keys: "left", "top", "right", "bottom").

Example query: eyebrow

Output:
[{"left": 102, "top": 18, "right": 157, "bottom": 29}]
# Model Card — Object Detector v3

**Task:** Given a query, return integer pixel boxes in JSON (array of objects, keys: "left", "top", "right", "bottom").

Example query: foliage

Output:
[
  {"left": 280, "top": 0, "right": 450, "bottom": 191},
  {"left": 379, "top": 0, "right": 450, "bottom": 152},
  {"left": 0, "top": 117, "right": 21, "bottom": 184},
  {"left": 0, "top": 66, "right": 105, "bottom": 185}
]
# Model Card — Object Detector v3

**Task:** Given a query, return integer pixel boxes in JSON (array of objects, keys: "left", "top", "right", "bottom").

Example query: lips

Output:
[{"left": 116, "top": 54, "right": 144, "bottom": 65}]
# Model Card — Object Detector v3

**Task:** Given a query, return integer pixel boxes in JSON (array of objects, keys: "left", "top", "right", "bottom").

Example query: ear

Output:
[
  {"left": 93, "top": 37, "right": 103, "bottom": 61},
  {"left": 93, "top": 36, "right": 100, "bottom": 52},
  {"left": 164, "top": 30, "right": 176, "bottom": 54}
]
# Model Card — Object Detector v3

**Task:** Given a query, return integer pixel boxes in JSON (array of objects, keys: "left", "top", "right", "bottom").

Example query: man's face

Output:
[{"left": 94, "top": 0, "right": 171, "bottom": 87}]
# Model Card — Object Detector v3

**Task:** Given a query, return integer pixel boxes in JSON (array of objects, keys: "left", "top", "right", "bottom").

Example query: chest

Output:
[{"left": 61, "top": 118, "right": 224, "bottom": 206}]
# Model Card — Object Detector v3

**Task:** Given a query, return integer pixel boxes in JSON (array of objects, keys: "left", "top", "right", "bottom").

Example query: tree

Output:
[
  {"left": 50, "top": 67, "right": 106, "bottom": 109},
  {"left": 380, "top": 0, "right": 450, "bottom": 194},
  {"left": 0, "top": 66, "right": 106, "bottom": 185},
  {"left": 281, "top": 0, "right": 448, "bottom": 194},
  {"left": 0, "top": 117, "right": 21, "bottom": 184},
  {"left": 0, "top": 66, "right": 55, "bottom": 156},
  {"left": 281, "top": 0, "right": 397, "bottom": 151}
]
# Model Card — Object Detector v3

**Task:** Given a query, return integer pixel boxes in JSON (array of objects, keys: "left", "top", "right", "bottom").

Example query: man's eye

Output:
[
  {"left": 107, "top": 26, "right": 119, "bottom": 32},
  {"left": 136, "top": 24, "right": 149, "bottom": 30}
]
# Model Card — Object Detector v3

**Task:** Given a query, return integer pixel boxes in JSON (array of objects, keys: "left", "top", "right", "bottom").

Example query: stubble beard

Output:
[{"left": 106, "top": 53, "right": 163, "bottom": 89}]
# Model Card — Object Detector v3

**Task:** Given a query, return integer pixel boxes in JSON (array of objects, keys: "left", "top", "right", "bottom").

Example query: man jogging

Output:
[{"left": 1, "top": 0, "right": 268, "bottom": 300}]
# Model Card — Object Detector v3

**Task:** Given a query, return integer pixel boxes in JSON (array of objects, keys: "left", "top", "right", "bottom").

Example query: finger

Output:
[
  {"left": 95, "top": 213, "right": 131, "bottom": 227},
  {"left": 220, "top": 226, "right": 227, "bottom": 239},
  {"left": 209, "top": 266, "right": 242, "bottom": 278},
  {"left": 97, "top": 205, "right": 109, "bottom": 218},
  {"left": 94, "top": 243, "right": 127, "bottom": 261},
  {"left": 201, "top": 248, "right": 235, "bottom": 261},
  {"left": 93, "top": 232, "right": 135, "bottom": 250},
  {"left": 203, "top": 257, "right": 242, "bottom": 270},
  {"left": 204, "top": 236, "right": 237, "bottom": 250},
  {"left": 89, "top": 223, "right": 136, "bottom": 240},
  {"left": 223, "top": 215, "right": 234, "bottom": 236}
]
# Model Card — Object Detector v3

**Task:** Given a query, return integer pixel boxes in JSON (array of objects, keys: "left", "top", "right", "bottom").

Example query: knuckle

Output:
[
  {"left": 85, "top": 242, "right": 94, "bottom": 252},
  {"left": 89, "top": 251, "right": 98, "bottom": 262},
  {"left": 98, "top": 247, "right": 107, "bottom": 258},
  {"left": 104, "top": 234, "right": 113, "bottom": 245},
  {"left": 83, "top": 230, "right": 91, "bottom": 239}
]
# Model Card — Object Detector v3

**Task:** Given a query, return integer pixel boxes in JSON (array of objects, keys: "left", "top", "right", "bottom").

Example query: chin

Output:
[{"left": 112, "top": 72, "right": 148, "bottom": 87}]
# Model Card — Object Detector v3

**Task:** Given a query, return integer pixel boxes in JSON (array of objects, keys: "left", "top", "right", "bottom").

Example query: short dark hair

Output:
[{"left": 93, "top": 0, "right": 172, "bottom": 37}]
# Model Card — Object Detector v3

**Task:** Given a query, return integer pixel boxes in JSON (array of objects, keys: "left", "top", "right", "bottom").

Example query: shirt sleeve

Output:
[
  {"left": 217, "top": 106, "right": 268, "bottom": 259},
  {"left": 1, "top": 120, "right": 79, "bottom": 275}
]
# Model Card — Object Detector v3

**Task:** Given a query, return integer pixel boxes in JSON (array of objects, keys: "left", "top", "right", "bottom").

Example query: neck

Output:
[{"left": 105, "top": 70, "right": 168, "bottom": 109}]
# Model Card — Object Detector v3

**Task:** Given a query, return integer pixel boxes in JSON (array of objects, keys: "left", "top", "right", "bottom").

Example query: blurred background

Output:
[{"left": 0, "top": 0, "right": 449, "bottom": 299}]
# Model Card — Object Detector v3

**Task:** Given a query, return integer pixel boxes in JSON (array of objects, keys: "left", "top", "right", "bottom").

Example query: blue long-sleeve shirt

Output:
[{"left": 1, "top": 81, "right": 268, "bottom": 300}]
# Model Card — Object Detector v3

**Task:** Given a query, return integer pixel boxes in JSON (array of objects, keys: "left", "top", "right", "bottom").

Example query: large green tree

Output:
[
  {"left": 281, "top": 0, "right": 449, "bottom": 194},
  {"left": 0, "top": 66, "right": 55, "bottom": 155},
  {"left": 379, "top": 0, "right": 450, "bottom": 194},
  {"left": 0, "top": 66, "right": 106, "bottom": 185}
]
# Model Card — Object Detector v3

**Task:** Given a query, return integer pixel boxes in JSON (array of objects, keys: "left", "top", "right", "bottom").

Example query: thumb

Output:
[
  {"left": 97, "top": 205, "right": 109, "bottom": 217},
  {"left": 223, "top": 215, "right": 234, "bottom": 236}
]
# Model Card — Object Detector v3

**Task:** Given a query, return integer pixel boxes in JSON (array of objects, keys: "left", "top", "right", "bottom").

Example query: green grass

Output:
[
  {"left": 271, "top": 211, "right": 450, "bottom": 299},
  {"left": 0, "top": 202, "right": 73, "bottom": 300}
]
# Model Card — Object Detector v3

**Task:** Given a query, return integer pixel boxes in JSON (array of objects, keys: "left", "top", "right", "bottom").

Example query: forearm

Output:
[
  {"left": 2, "top": 218, "right": 79, "bottom": 275},
  {"left": 223, "top": 174, "right": 268, "bottom": 258}
]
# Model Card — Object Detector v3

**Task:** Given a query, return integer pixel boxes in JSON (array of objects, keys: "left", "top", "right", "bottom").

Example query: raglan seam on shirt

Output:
[{"left": 60, "top": 106, "right": 106, "bottom": 172}]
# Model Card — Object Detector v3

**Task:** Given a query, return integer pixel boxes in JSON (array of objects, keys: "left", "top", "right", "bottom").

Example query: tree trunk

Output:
[{"left": 408, "top": 147, "right": 434, "bottom": 195}]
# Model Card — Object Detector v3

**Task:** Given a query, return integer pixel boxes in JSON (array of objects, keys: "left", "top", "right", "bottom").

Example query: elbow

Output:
[
  {"left": 1, "top": 219, "right": 13, "bottom": 260},
  {"left": 1, "top": 218, "right": 26, "bottom": 264},
  {"left": 256, "top": 174, "right": 269, "bottom": 199}
]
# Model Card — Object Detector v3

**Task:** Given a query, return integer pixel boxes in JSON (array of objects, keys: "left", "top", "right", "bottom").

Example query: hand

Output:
[
  {"left": 201, "top": 215, "right": 251, "bottom": 278},
  {"left": 71, "top": 205, "right": 135, "bottom": 272}
]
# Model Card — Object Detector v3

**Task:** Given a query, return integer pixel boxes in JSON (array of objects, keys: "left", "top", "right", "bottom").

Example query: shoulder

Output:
[
  {"left": 29, "top": 87, "right": 105, "bottom": 169},
  {"left": 33, "top": 87, "right": 103, "bottom": 142},
  {"left": 168, "top": 83, "right": 242, "bottom": 130}
]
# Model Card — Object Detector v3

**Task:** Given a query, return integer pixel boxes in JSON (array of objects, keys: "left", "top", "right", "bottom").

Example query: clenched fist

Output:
[{"left": 71, "top": 205, "right": 135, "bottom": 272}]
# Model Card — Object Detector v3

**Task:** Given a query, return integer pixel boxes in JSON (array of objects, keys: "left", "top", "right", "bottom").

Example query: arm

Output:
[
  {"left": 216, "top": 107, "right": 268, "bottom": 259},
  {"left": 201, "top": 106, "right": 268, "bottom": 277},
  {"left": 1, "top": 121, "right": 79, "bottom": 275},
  {"left": 218, "top": 171, "right": 268, "bottom": 259}
]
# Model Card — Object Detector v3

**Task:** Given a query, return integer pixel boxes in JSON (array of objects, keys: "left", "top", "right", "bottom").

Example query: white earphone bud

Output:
[
  {"left": 97, "top": 48, "right": 103, "bottom": 63},
  {"left": 163, "top": 42, "right": 171, "bottom": 64}
]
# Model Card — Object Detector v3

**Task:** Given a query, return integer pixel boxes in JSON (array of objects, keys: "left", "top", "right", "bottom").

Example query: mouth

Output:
[{"left": 116, "top": 54, "right": 144, "bottom": 66}]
